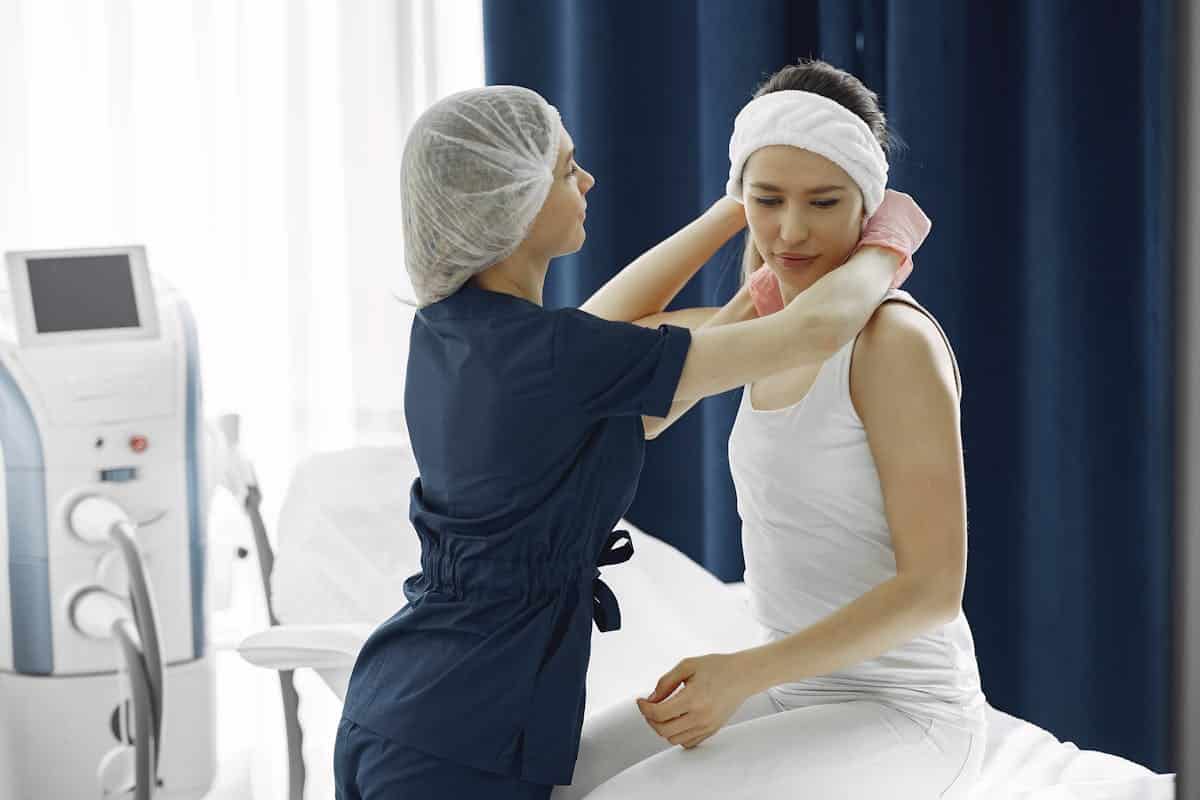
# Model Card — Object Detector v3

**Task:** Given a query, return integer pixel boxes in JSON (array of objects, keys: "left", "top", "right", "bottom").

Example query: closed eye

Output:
[
  {"left": 753, "top": 197, "right": 782, "bottom": 207},
  {"left": 812, "top": 198, "right": 840, "bottom": 208}
]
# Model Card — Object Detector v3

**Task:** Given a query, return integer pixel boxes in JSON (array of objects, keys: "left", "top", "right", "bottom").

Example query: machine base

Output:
[{"left": 0, "top": 655, "right": 216, "bottom": 799}]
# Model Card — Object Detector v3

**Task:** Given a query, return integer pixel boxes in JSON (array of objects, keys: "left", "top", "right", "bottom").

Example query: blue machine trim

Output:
[
  {"left": 0, "top": 360, "right": 52, "bottom": 674},
  {"left": 178, "top": 303, "right": 206, "bottom": 659}
]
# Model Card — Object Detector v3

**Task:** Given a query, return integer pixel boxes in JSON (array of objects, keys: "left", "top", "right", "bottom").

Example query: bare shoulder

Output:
[
  {"left": 851, "top": 301, "right": 958, "bottom": 410},
  {"left": 857, "top": 301, "right": 948, "bottom": 363}
]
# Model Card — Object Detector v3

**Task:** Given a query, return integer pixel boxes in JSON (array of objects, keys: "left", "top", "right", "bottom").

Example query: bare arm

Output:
[
  {"left": 667, "top": 247, "right": 898, "bottom": 409},
  {"left": 637, "top": 286, "right": 757, "bottom": 438},
  {"left": 732, "top": 303, "right": 967, "bottom": 694},
  {"left": 633, "top": 307, "right": 723, "bottom": 331},
  {"left": 579, "top": 198, "right": 747, "bottom": 323}
]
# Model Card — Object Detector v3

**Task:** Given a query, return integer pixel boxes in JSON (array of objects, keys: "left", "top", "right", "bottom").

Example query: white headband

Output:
[{"left": 726, "top": 90, "right": 889, "bottom": 215}]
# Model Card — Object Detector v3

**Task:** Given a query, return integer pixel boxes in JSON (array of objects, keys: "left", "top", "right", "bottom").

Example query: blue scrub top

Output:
[{"left": 340, "top": 285, "right": 692, "bottom": 786}]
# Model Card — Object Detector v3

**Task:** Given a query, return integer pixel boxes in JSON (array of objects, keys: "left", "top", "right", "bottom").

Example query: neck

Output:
[{"left": 470, "top": 248, "right": 550, "bottom": 305}]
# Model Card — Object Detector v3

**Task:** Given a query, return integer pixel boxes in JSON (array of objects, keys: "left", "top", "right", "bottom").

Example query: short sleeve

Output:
[{"left": 552, "top": 308, "right": 692, "bottom": 419}]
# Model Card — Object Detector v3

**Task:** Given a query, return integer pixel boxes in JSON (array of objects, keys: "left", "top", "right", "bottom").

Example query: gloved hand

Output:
[
  {"left": 747, "top": 261, "right": 785, "bottom": 317},
  {"left": 746, "top": 189, "right": 932, "bottom": 315},
  {"left": 857, "top": 189, "right": 931, "bottom": 289}
]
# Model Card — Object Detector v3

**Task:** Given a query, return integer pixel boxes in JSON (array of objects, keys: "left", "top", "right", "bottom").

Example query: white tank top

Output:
[{"left": 728, "top": 290, "right": 987, "bottom": 732}]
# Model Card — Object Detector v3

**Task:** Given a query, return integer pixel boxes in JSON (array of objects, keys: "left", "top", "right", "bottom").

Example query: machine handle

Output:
[
  {"left": 68, "top": 495, "right": 130, "bottom": 544},
  {"left": 69, "top": 588, "right": 131, "bottom": 640}
]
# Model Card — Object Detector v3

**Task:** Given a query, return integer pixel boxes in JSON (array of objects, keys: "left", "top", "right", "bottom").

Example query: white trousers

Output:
[{"left": 553, "top": 692, "right": 983, "bottom": 800}]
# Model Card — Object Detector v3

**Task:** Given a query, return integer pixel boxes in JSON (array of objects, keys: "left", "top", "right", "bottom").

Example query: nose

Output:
[
  {"left": 778, "top": 207, "right": 810, "bottom": 245},
  {"left": 580, "top": 168, "right": 596, "bottom": 195}
]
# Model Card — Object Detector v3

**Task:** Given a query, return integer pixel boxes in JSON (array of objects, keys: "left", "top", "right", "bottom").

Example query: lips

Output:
[{"left": 775, "top": 253, "right": 819, "bottom": 267}]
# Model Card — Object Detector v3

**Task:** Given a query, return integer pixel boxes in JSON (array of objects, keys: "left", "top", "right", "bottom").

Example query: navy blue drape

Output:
[{"left": 484, "top": 0, "right": 1175, "bottom": 772}]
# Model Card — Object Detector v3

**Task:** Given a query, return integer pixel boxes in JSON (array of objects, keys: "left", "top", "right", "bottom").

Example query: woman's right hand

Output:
[{"left": 857, "top": 189, "right": 932, "bottom": 289}]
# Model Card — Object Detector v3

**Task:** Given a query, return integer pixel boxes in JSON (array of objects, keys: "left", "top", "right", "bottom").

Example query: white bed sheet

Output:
[
  {"left": 270, "top": 447, "right": 1175, "bottom": 798},
  {"left": 586, "top": 529, "right": 1173, "bottom": 799}
]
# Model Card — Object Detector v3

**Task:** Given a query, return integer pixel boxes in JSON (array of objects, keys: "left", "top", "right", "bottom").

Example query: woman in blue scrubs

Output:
[{"left": 333, "top": 85, "right": 906, "bottom": 799}]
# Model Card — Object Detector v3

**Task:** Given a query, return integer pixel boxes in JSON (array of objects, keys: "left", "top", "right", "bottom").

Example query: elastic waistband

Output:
[{"left": 416, "top": 529, "right": 634, "bottom": 632}]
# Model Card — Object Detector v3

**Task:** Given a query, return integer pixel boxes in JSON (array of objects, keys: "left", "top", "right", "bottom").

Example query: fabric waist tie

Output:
[{"left": 591, "top": 529, "right": 633, "bottom": 632}]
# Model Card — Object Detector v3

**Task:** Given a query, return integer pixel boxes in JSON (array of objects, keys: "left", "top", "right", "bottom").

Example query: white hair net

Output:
[{"left": 401, "top": 85, "right": 563, "bottom": 307}]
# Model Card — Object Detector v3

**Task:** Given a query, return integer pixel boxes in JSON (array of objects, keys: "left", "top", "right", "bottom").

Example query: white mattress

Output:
[{"left": 271, "top": 447, "right": 1175, "bottom": 798}]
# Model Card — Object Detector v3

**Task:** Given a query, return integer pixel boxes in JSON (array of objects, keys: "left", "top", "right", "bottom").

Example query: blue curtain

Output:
[{"left": 484, "top": 0, "right": 1176, "bottom": 772}]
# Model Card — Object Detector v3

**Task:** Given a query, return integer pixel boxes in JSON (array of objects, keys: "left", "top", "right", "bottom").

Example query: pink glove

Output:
[
  {"left": 857, "top": 189, "right": 931, "bottom": 289},
  {"left": 748, "top": 262, "right": 786, "bottom": 317}
]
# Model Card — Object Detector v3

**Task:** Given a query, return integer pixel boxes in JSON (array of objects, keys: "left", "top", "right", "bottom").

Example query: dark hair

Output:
[{"left": 740, "top": 59, "right": 894, "bottom": 279}]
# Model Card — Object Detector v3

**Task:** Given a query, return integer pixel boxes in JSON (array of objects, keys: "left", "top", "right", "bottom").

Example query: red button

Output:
[{"left": 130, "top": 436, "right": 148, "bottom": 453}]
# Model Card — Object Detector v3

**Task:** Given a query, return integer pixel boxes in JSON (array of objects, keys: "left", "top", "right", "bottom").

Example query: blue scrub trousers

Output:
[{"left": 335, "top": 718, "right": 553, "bottom": 799}]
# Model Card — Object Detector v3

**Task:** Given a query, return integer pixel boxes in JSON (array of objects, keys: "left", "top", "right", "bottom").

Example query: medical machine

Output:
[{"left": 0, "top": 245, "right": 214, "bottom": 799}]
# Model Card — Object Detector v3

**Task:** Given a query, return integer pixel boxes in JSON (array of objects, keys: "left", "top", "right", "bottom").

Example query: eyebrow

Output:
[{"left": 748, "top": 182, "right": 846, "bottom": 194}]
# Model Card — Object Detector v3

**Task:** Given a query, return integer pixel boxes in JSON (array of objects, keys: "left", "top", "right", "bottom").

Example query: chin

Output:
[{"left": 569, "top": 228, "right": 586, "bottom": 252}]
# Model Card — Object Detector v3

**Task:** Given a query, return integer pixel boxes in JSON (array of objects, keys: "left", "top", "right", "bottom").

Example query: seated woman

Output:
[{"left": 556, "top": 60, "right": 985, "bottom": 799}]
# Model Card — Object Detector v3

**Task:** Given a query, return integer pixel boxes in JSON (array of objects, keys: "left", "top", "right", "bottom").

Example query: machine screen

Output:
[{"left": 26, "top": 254, "right": 141, "bottom": 333}]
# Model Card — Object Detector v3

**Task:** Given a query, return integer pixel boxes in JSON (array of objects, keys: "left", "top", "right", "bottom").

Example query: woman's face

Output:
[
  {"left": 742, "top": 145, "right": 866, "bottom": 297},
  {"left": 524, "top": 126, "right": 595, "bottom": 259}
]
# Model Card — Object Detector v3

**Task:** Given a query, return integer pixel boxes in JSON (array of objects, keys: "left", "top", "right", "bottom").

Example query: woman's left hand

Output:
[{"left": 636, "top": 652, "right": 758, "bottom": 749}]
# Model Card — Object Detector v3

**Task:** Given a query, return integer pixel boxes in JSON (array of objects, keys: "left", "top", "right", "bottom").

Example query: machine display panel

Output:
[
  {"left": 27, "top": 254, "right": 140, "bottom": 333},
  {"left": 3, "top": 246, "right": 159, "bottom": 346}
]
